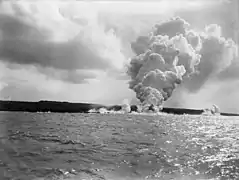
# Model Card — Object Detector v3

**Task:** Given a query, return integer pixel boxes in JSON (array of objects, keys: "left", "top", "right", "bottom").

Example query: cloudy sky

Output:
[{"left": 0, "top": 0, "right": 238, "bottom": 112}]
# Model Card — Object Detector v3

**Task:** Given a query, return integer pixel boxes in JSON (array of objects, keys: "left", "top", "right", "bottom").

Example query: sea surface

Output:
[{"left": 0, "top": 112, "right": 238, "bottom": 180}]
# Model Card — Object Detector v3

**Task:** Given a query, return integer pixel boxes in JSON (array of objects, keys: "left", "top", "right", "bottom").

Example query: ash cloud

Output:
[
  {"left": 1, "top": 0, "right": 239, "bottom": 110},
  {"left": 127, "top": 16, "right": 238, "bottom": 109},
  {"left": 183, "top": 24, "right": 238, "bottom": 92}
]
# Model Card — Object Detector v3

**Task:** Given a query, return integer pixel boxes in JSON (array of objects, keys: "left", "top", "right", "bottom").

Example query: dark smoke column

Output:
[
  {"left": 127, "top": 17, "right": 202, "bottom": 111},
  {"left": 127, "top": 16, "right": 238, "bottom": 112}
]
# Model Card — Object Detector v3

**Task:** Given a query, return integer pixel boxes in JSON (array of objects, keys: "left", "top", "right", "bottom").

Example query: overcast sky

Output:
[{"left": 0, "top": 0, "right": 238, "bottom": 112}]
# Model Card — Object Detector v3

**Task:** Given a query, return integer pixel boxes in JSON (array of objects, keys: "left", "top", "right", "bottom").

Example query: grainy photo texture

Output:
[{"left": 0, "top": 0, "right": 238, "bottom": 179}]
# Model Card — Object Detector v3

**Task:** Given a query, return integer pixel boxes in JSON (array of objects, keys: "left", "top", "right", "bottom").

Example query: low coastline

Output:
[{"left": 0, "top": 100, "right": 238, "bottom": 116}]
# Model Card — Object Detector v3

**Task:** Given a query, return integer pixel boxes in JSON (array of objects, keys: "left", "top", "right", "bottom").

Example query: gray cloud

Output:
[
  {"left": 173, "top": 0, "right": 239, "bottom": 92},
  {"left": 0, "top": 84, "right": 49, "bottom": 101},
  {"left": 0, "top": 14, "right": 110, "bottom": 71},
  {"left": 3, "top": 62, "right": 98, "bottom": 84},
  {"left": 0, "top": 1, "right": 129, "bottom": 85},
  {"left": 217, "top": 63, "right": 239, "bottom": 80},
  {"left": 36, "top": 67, "right": 98, "bottom": 84},
  {"left": 175, "top": 0, "right": 239, "bottom": 43}
]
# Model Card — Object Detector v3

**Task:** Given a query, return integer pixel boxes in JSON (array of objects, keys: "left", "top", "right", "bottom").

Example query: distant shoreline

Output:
[{"left": 0, "top": 100, "right": 238, "bottom": 116}]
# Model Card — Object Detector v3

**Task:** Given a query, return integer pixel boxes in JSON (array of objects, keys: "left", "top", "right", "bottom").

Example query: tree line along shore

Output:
[{"left": 0, "top": 100, "right": 238, "bottom": 116}]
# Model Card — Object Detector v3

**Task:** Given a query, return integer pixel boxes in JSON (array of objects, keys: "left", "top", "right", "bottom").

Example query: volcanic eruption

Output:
[{"left": 127, "top": 17, "right": 237, "bottom": 112}]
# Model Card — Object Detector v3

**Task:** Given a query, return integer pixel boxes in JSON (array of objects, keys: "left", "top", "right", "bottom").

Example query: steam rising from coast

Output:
[
  {"left": 121, "top": 99, "right": 131, "bottom": 113},
  {"left": 0, "top": 0, "right": 238, "bottom": 112},
  {"left": 127, "top": 17, "right": 238, "bottom": 111}
]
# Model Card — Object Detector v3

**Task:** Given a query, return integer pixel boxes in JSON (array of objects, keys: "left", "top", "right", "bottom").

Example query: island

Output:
[{"left": 0, "top": 100, "right": 238, "bottom": 116}]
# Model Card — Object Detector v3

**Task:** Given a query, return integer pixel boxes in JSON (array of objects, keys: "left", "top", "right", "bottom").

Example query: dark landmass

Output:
[{"left": 0, "top": 100, "right": 238, "bottom": 116}]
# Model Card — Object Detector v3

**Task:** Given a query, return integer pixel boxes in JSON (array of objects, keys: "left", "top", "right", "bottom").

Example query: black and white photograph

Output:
[{"left": 0, "top": 0, "right": 238, "bottom": 179}]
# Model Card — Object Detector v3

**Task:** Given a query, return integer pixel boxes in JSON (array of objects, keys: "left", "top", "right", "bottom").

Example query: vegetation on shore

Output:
[{"left": 0, "top": 100, "right": 238, "bottom": 116}]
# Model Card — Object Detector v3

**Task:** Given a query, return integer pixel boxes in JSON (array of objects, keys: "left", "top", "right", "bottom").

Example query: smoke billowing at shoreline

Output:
[
  {"left": 0, "top": 0, "right": 239, "bottom": 112},
  {"left": 127, "top": 16, "right": 238, "bottom": 111}
]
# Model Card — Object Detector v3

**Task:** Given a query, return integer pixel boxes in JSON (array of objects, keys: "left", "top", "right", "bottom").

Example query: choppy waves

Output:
[{"left": 0, "top": 112, "right": 238, "bottom": 180}]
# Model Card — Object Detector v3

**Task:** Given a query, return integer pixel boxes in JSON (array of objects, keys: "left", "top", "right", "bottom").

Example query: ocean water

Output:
[{"left": 0, "top": 112, "right": 238, "bottom": 180}]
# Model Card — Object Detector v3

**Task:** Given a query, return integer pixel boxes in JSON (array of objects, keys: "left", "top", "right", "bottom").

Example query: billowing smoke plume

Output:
[
  {"left": 127, "top": 17, "right": 238, "bottom": 110},
  {"left": 203, "top": 104, "right": 220, "bottom": 115},
  {"left": 121, "top": 99, "right": 131, "bottom": 113}
]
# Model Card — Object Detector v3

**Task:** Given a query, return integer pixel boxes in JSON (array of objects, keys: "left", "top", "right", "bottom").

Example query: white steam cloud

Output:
[
  {"left": 121, "top": 99, "right": 131, "bottom": 113},
  {"left": 127, "top": 17, "right": 238, "bottom": 110}
]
